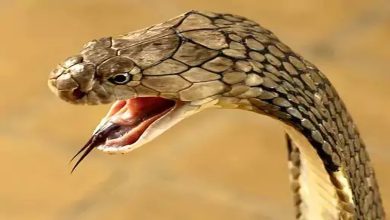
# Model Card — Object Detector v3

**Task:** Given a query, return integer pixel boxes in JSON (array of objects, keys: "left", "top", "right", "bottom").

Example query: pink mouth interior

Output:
[
  {"left": 71, "top": 97, "right": 176, "bottom": 172},
  {"left": 104, "top": 97, "right": 176, "bottom": 147}
]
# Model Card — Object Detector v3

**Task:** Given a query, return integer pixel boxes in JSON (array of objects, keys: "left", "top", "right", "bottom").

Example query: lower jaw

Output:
[
  {"left": 70, "top": 97, "right": 183, "bottom": 171},
  {"left": 102, "top": 105, "right": 177, "bottom": 151},
  {"left": 95, "top": 97, "right": 178, "bottom": 152}
]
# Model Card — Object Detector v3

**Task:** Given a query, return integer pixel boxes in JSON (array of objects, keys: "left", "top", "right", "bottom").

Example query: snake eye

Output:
[{"left": 108, "top": 73, "right": 132, "bottom": 85}]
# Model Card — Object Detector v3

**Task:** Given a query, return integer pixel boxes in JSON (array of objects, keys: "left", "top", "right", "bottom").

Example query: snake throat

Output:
[{"left": 70, "top": 97, "right": 176, "bottom": 172}]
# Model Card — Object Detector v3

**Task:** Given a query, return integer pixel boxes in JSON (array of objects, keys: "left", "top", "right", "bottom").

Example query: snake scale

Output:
[{"left": 48, "top": 11, "right": 385, "bottom": 219}]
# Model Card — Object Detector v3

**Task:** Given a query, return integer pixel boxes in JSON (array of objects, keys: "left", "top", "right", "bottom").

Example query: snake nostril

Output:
[{"left": 72, "top": 88, "right": 86, "bottom": 100}]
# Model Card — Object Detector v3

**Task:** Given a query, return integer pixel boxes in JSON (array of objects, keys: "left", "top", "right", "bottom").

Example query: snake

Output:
[{"left": 48, "top": 10, "right": 385, "bottom": 219}]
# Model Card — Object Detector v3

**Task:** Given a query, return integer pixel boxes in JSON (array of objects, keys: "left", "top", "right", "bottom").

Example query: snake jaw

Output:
[
  {"left": 70, "top": 97, "right": 200, "bottom": 171},
  {"left": 99, "top": 97, "right": 177, "bottom": 150}
]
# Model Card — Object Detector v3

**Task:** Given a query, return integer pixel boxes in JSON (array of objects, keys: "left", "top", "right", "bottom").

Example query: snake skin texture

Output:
[{"left": 48, "top": 10, "right": 385, "bottom": 219}]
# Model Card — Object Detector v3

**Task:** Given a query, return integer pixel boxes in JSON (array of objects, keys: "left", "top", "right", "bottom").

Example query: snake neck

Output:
[
  {"left": 178, "top": 10, "right": 385, "bottom": 218},
  {"left": 216, "top": 59, "right": 385, "bottom": 218}
]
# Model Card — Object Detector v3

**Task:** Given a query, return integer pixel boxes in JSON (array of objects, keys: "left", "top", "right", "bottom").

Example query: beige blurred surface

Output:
[{"left": 0, "top": 0, "right": 389, "bottom": 219}]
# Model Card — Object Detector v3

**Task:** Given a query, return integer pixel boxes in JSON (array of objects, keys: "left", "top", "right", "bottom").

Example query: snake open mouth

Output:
[{"left": 70, "top": 97, "right": 177, "bottom": 172}]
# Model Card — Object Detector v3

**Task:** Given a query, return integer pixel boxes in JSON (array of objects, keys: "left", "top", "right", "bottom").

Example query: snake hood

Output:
[{"left": 48, "top": 11, "right": 243, "bottom": 170}]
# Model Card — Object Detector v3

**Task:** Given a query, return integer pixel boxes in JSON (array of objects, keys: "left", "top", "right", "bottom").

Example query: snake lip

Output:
[{"left": 70, "top": 97, "right": 177, "bottom": 171}]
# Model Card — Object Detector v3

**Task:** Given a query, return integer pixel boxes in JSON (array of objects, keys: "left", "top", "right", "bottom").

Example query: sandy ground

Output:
[{"left": 0, "top": 0, "right": 389, "bottom": 219}]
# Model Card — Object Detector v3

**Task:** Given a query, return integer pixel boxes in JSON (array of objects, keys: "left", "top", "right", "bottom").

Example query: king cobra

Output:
[{"left": 48, "top": 11, "right": 385, "bottom": 219}]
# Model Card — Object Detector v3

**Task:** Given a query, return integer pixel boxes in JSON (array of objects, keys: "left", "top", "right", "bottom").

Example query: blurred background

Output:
[{"left": 0, "top": 0, "right": 389, "bottom": 219}]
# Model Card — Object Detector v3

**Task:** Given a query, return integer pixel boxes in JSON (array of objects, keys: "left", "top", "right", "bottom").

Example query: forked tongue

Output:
[{"left": 70, "top": 97, "right": 175, "bottom": 172}]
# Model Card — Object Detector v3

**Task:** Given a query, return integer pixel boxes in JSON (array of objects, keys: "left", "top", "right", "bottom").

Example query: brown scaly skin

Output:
[{"left": 48, "top": 10, "right": 385, "bottom": 219}]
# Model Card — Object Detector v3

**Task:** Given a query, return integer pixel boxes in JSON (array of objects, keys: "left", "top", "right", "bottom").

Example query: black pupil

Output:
[{"left": 113, "top": 74, "right": 128, "bottom": 83}]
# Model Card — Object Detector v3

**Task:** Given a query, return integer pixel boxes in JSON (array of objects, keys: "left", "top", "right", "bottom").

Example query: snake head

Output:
[{"left": 48, "top": 11, "right": 255, "bottom": 171}]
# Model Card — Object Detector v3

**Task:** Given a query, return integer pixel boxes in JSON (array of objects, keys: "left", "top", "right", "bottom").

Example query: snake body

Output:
[{"left": 48, "top": 11, "right": 385, "bottom": 219}]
